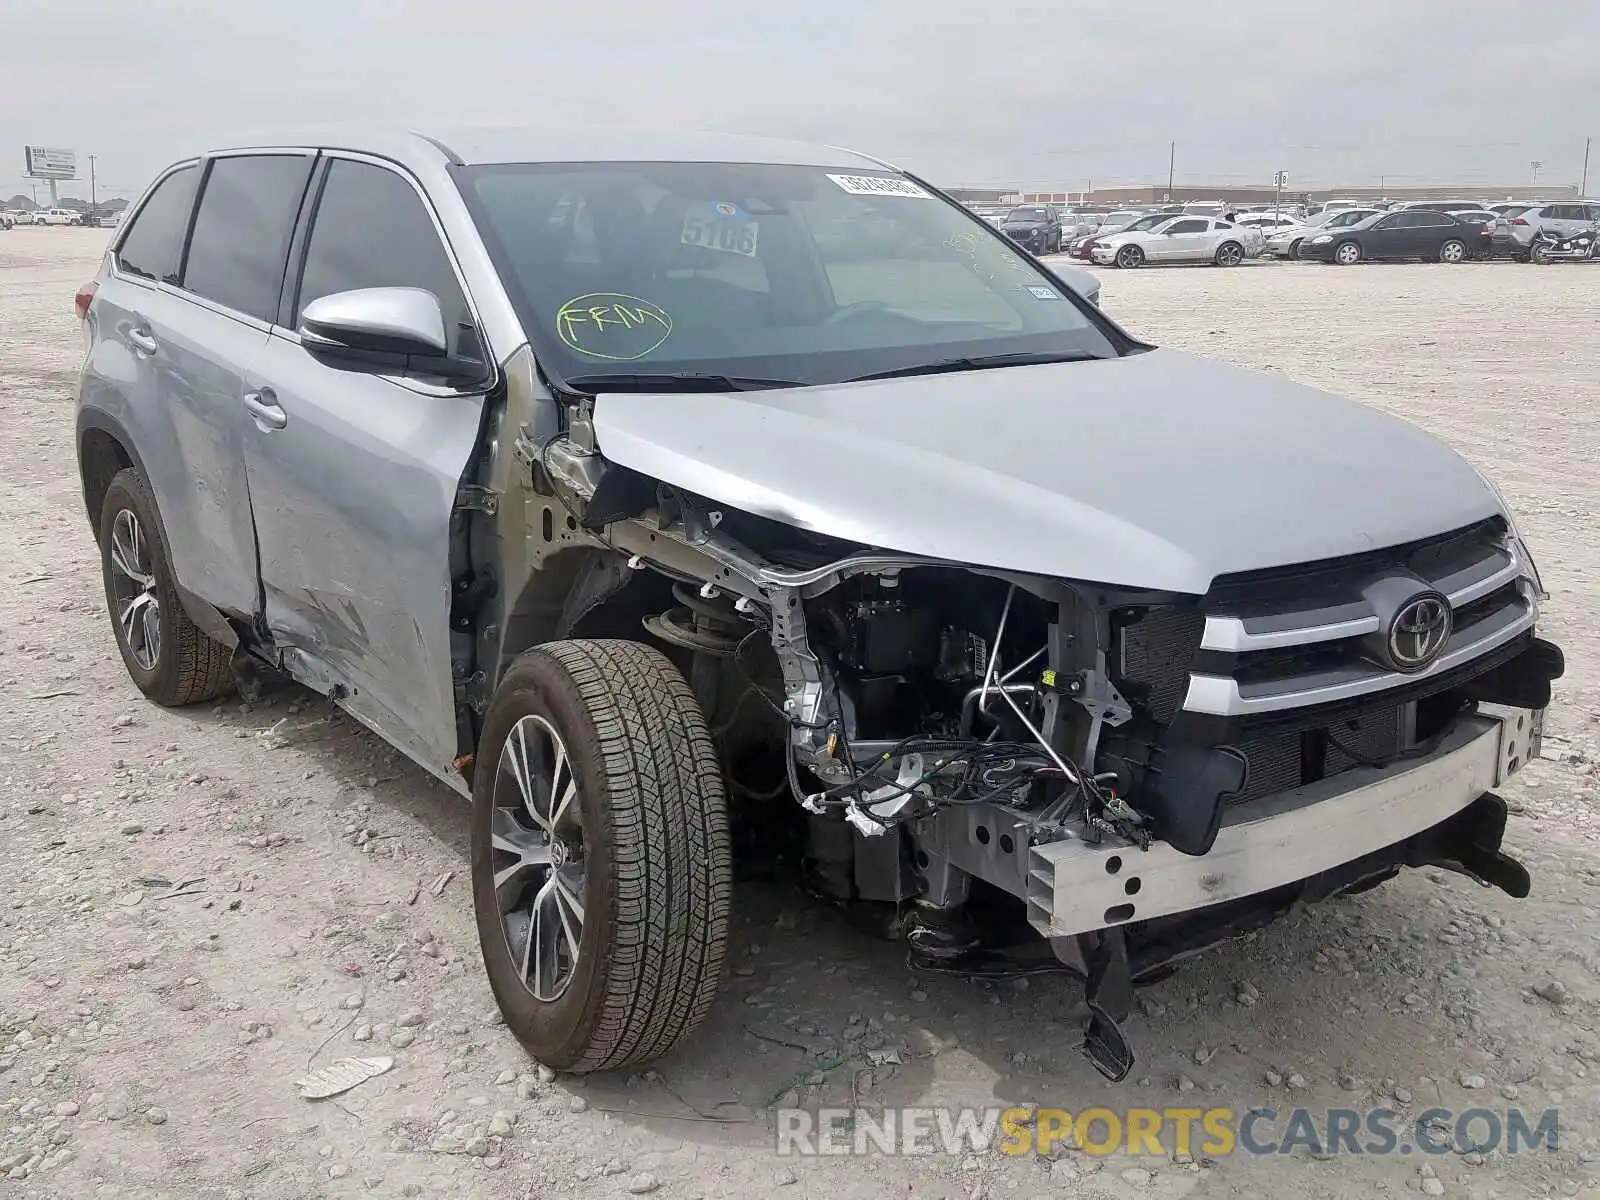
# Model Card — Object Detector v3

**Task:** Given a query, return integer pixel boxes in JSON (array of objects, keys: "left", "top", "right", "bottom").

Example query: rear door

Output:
[
  {"left": 90, "top": 154, "right": 313, "bottom": 618},
  {"left": 165, "top": 152, "right": 315, "bottom": 614},
  {"left": 243, "top": 154, "right": 493, "bottom": 776}
]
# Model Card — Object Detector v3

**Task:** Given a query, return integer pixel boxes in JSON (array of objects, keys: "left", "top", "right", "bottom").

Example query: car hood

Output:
[{"left": 589, "top": 349, "right": 1502, "bottom": 595}]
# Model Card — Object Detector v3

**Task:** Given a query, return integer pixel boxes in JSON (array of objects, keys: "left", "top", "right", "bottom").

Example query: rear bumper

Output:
[{"left": 1026, "top": 703, "right": 1539, "bottom": 938}]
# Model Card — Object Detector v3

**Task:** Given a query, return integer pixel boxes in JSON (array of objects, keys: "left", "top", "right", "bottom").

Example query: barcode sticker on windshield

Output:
[{"left": 826, "top": 174, "right": 931, "bottom": 199}]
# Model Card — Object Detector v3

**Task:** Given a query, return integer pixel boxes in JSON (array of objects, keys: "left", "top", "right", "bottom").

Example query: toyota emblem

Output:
[{"left": 1387, "top": 593, "right": 1452, "bottom": 671}]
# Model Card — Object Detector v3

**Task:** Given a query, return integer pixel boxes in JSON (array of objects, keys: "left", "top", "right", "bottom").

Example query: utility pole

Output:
[
  {"left": 89, "top": 154, "right": 97, "bottom": 215},
  {"left": 1582, "top": 137, "right": 1592, "bottom": 198},
  {"left": 1530, "top": 160, "right": 1542, "bottom": 187},
  {"left": 1167, "top": 141, "right": 1175, "bottom": 199}
]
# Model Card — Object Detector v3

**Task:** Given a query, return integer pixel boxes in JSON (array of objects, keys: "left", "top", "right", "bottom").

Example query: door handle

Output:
[
  {"left": 243, "top": 390, "right": 288, "bottom": 431},
  {"left": 127, "top": 328, "right": 159, "bottom": 355}
]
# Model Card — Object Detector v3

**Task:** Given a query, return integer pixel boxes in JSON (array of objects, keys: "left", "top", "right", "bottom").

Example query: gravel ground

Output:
[{"left": 1, "top": 227, "right": 1596, "bottom": 1199}]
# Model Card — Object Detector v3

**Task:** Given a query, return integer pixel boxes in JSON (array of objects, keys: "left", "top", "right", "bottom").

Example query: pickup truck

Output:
[{"left": 34, "top": 208, "right": 83, "bottom": 226}]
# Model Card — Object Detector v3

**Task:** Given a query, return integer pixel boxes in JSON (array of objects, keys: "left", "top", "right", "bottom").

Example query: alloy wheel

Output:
[
  {"left": 491, "top": 714, "right": 587, "bottom": 1003},
  {"left": 1440, "top": 240, "right": 1466, "bottom": 264},
  {"left": 1335, "top": 243, "right": 1361, "bottom": 265},
  {"left": 107, "top": 509, "right": 160, "bottom": 671},
  {"left": 1217, "top": 243, "right": 1243, "bottom": 267}
]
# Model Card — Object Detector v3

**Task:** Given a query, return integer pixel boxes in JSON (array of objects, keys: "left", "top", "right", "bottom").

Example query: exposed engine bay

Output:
[{"left": 513, "top": 397, "right": 1564, "bottom": 1081}]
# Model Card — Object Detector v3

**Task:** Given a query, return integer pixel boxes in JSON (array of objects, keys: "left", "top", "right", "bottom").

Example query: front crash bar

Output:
[{"left": 1026, "top": 704, "right": 1542, "bottom": 939}]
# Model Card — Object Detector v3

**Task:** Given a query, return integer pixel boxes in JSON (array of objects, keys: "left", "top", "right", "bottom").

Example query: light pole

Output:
[
  {"left": 89, "top": 154, "right": 98, "bottom": 216},
  {"left": 1530, "top": 160, "right": 1542, "bottom": 187}
]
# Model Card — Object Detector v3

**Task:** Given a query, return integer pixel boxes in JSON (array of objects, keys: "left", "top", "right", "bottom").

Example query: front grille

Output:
[
  {"left": 1184, "top": 520, "right": 1536, "bottom": 719},
  {"left": 1112, "top": 518, "right": 1536, "bottom": 806}
]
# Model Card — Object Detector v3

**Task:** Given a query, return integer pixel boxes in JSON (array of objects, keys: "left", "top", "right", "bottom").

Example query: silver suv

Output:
[
  {"left": 75, "top": 129, "right": 1562, "bottom": 1081},
  {"left": 1506, "top": 201, "right": 1599, "bottom": 254}
]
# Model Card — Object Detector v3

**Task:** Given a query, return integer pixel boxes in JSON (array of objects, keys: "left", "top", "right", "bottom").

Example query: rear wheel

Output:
[
  {"left": 1334, "top": 241, "right": 1362, "bottom": 266},
  {"left": 471, "top": 639, "right": 732, "bottom": 1072},
  {"left": 1115, "top": 245, "right": 1145, "bottom": 269},
  {"left": 98, "top": 469, "right": 234, "bottom": 706},
  {"left": 1214, "top": 241, "right": 1244, "bottom": 267},
  {"left": 1439, "top": 239, "right": 1467, "bottom": 264},
  {"left": 1530, "top": 243, "right": 1552, "bottom": 265}
]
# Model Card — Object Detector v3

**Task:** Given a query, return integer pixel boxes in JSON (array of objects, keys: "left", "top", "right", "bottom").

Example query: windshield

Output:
[
  {"left": 457, "top": 162, "right": 1120, "bottom": 389},
  {"left": 1005, "top": 207, "right": 1049, "bottom": 223}
]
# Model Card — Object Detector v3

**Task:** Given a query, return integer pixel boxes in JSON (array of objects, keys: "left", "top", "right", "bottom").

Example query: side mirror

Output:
[
  {"left": 299, "top": 287, "right": 485, "bottom": 383},
  {"left": 301, "top": 287, "right": 448, "bottom": 355}
]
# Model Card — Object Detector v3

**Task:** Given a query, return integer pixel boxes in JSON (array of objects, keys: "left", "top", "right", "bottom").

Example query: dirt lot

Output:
[{"left": 1, "top": 227, "right": 1596, "bottom": 1200}]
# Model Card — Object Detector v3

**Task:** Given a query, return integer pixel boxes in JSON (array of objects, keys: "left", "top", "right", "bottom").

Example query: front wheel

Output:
[
  {"left": 1530, "top": 243, "right": 1552, "bottom": 265},
  {"left": 1439, "top": 239, "right": 1467, "bottom": 264},
  {"left": 1287, "top": 238, "right": 1304, "bottom": 258},
  {"left": 1334, "top": 241, "right": 1362, "bottom": 266},
  {"left": 1214, "top": 241, "right": 1244, "bottom": 267},
  {"left": 471, "top": 640, "right": 732, "bottom": 1073},
  {"left": 1115, "top": 245, "right": 1145, "bottom": 269}
]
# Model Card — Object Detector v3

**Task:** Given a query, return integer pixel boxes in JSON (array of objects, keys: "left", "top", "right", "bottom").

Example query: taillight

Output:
[
  {"left": 1510, "top": 217, "right": 1528, "bottom": 226},
  {"left": 75, "top": 281, "right": 97, "bottom": 321}
]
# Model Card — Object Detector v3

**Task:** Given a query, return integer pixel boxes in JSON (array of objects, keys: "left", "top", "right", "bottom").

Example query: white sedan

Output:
[{"left": 1090, "top": 215, "right": 1264, "bottom": 268}]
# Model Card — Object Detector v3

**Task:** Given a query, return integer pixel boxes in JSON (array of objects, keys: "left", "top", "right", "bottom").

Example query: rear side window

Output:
[
  {"left": 184, "top": 154, "right": 314, "bottom": 322},
  {"left": 295, "top": 159, "right": 472, "bottom": 355},
  {"left": 117, "top": 166, "right": 199, "bottom": 284}
]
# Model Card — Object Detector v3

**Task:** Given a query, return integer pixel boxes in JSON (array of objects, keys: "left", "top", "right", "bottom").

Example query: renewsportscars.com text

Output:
[{"left": 775, "top": 1105, "right": 1561, "bottom": 1158}]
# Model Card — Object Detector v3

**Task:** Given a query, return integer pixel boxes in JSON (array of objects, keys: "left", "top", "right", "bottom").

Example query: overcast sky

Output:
[{"left": 4, "top": 0, "right": 1597, "bottom": 202}]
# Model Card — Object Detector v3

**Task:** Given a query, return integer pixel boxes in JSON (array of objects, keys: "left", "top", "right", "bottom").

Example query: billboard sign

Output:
[{"left": 24, "top": 146, "right": 76, "bottom": 180}]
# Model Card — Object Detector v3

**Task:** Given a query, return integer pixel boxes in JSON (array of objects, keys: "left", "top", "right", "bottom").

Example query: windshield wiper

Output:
[
  {"left": 846, "top": 351, "right": 1102, "bottom": 383},
  {"left": 562, "top": 372, "right": 805, "bottom": 394}
]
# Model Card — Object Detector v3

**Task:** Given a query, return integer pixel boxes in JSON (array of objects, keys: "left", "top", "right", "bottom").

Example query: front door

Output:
[
  {"left": 243, "top": 155, "right": 491, "bottom": 778},
  {"left": 1361, "top": 213, "right": 1412, "bottom": 260},
  {"left": 1157, "top": 218, "right": 1211, "bottom": 261}
]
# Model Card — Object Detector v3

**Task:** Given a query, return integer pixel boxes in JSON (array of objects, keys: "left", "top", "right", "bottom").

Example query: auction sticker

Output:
[
  {"left": 1026, "top": 285, "right": 1062, "bottom": 300},
  {"left": 555, "top": 293, "right": 673, "bottom": 361},
  {"left": 826, "top": 173, "right": 931, "bottom": 199}
]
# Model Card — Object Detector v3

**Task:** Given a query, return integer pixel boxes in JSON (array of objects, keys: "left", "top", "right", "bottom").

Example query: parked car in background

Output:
[
  {"left": 1264, "top": 208, "right": 1381, "bottom": 258},
  {"left": 1091, "top": 215, "right": 1261, "bottom": 267},
  {"left": 1317, "top": 199, "right": 1363, "bottom": 213},
  {"left": 1068, "top": 210, "right": 1173, "bottom": 260},
  {"left": 1505, "top": 202, "right": 1600, "bottom": 259},
  {"left": 1000, "top": 204, "right": 1063, "bottom": 254},
  {"left": 97, "top": 210, "right": 125, "bottom": 228},
  {"left": 1444, "top": 210, "right": 1507, "bottom": 258},
  {"left": 1488, "top": 202, "right": 1533, "bottom": 217},
  {"left": 34, "top": 207, "right": 83, "bottom": 226},
  {"left": 1234, "top": 212, "right": 1301, "bottom": 234},
  {"left": 972, "top": 205, "right": 1011, "bottom": 228},
  {"left": 7, "top": 208, "right": 37, "bottom": 225},
  {"left": 1299, "top": 210, "right": 1487, "bottom": 265}
]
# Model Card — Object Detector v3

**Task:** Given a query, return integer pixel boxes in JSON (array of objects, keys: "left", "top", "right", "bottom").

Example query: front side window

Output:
[
  {"left": 117, "top": 165, "right": 199, "bottom": 285},
  {"left": 296, "top": 159, "right": 473, "bottom": 357},
  {"left": 457, "top": 162, "right": 1119, "bottom": 388},
  {"left": 184, "top": 154, "right": 313, "bottom": 322},
  {"left": 1165, "top": 219, "right": 1208, "bottom": 234}
]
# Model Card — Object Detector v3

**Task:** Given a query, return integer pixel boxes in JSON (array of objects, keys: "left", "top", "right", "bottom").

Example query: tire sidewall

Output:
[
  {"left": 470, "top": 652, "right": 618, "bottom": 1064},
  {"left": 99, "top": 471, "right": 183, "bottom": 699}
]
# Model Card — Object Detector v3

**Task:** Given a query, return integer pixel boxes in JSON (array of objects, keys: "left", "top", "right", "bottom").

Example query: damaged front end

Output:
[{"left": 515, "top": 393, "right": 1563, "bottom": 1083}]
